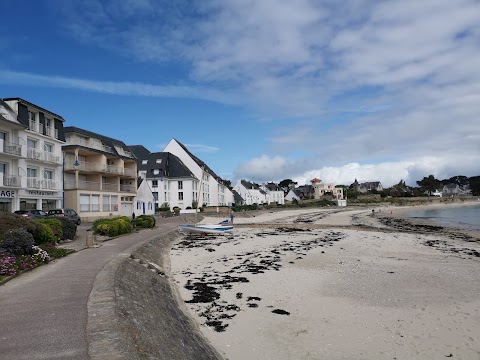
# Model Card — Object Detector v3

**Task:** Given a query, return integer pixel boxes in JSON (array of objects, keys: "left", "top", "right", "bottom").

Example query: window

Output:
[
  {"left": 0, "top": 131, "right": 6, "bottom": 141},
  {"left": 137, "top": 201, "right": 141, "bottom": 209},
  {"left": 153, "top": 192, "right": 158, "bottom": 201},
  {"left": 103, "top": 195, "right": 110, "bottom": 212},
  {"left": 44, "top": 143, "right": 53, "bottom": 153},
  {"left": 178, "top": 181, "right": 183, "bottom": 190},
  {"left": 178, "top": 192, "right": 183, "bottom": 200},
  {"left": 80, "top": 194, "right": 90, "bottom": 212},
  {"left": 45, "top": 118, "right": 51, "bottom": 136},
  {"left": 91, "top": 195, "right": 100, "bottom": 211},
  {"left": 152, "top": 180, "right": 158, "bottom": 187},
  {"left": 27, "top": 167, "right": 37, "bottom": 178},
  {"left": 111, "top": 196, "right": 118, "bottom": 211},
  {"left": 142, "top": 160, "right": 148, "bottom": 165},
  {"left": 28, "top": 111, "right": 36, "bottom": 131},
  {"left": 27, "top": 138, "right": 37, "bottom": 149},
  {"left": 156, "top": 159, "right": 162, "bottom": 164}
]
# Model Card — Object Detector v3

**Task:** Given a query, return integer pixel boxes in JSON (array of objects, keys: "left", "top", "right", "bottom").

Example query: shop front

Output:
[
  {"left": 17, "top": 189, "right": 62, "bottom": 211},
  {"left": 0, "top": 188, "right": 16, "bottom": 212}
]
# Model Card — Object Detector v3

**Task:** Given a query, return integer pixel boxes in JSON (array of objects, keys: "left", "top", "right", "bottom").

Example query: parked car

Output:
[
  {"left": 47, "top": 208, "right": 81, "bottom": 225},
  {"left": 14, "top": 209, "right": 49, "bottom": 219}
]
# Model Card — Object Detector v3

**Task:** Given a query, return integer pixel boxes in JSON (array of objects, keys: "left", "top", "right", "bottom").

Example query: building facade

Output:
[
  {"left": 129, "top": 145, "right": 197, "bottom": 211},
  {"left": 1, "top": 98, "right": 65, "bottom": 212},
  {"left": 311, "top": 178, "right": 344, "bottom": 200},
  {"left": 234, "top": 180, "right": 268, "bottom": 205},
  {"left": 163, "top": 139, "right": 234, "bottom": 207},
  {"left": 63, "top": 127, "right": 137, "bottom": 221}
]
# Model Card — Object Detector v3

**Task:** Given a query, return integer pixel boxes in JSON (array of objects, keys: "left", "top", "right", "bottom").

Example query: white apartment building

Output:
[
  {"left": 163, "top": 139, "right": 234, "bottom": 207},
  {"left": 129, "top": 145, "right": 197, "bottom": 211},
  {"left": 1, "top": 98, "right": 65, "bottom": 212}
]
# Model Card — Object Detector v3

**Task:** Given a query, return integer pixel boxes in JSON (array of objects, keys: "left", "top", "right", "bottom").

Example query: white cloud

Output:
[
  {"left": 6, "top": 0, "right": 480, "bottom": 184},
  {"left": 0, "top": 70, "right": 239, "bottom": 104},
  {"left": 183, "top": 144, "right": 220, "bottom": 153}
]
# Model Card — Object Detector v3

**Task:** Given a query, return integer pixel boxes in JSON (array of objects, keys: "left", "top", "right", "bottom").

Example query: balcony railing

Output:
[
  {"left": 27, "top": 148, "right": 62, "bottom": 164},
  {"left": 27, "top": 178, "right": 59, "bottom": 190},
  {"left": 120, "top": 184, "right": 135, "bottom": 193},
  {"left": 102, "top": 183, "right": 118, "bottom": 191},
  {"left": 65, "top": 181, "right": 135, "bottom": 193},
  {"left": 65, "top": 180, "right": 101, "bottom": 191},
  {"left": 67, "top": 139, "right": 113, "bottom": 153},
  {"left": 123, "top": 168, "right": 135, "bottom": 177},
  {"left": 65, "top": 160, "right": 134, "bottom": 177},
  {"left": 2, "top": 175, "right": 22, "bottom": 187},
  {"left": 2, "top": 141, "right": 22, "bottom": 156}
]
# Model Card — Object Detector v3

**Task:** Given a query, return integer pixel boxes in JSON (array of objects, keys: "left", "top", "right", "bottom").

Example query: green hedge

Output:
[
  {"left": 92, "top": 216, "right": 133, "bottom": 237},
  {"left": 36, "top": 218, "right": 63, "bottom": 242},
  {"left": 135, "top": 215, "right": 156, "bottom": 228}
]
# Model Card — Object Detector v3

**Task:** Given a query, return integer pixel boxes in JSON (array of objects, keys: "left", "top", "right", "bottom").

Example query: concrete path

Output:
[{"left": 0, "top": 217, "right": 184, "bottom": 360}]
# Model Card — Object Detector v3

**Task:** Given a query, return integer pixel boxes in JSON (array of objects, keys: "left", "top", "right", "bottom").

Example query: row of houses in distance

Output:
[{"left": 0, "top": 97, "right": 234, "bottom": 221}]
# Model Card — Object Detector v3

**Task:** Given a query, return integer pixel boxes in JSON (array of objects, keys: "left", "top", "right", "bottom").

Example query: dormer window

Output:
[
  {"left": 28, "top": 111, "right": 36, "bottom": 131},
  {"left": 142, "top": 160, "right": 148, "bottom": 165},
  {"left": 156, "top": 159, "right": 162, "bottom": 164}
]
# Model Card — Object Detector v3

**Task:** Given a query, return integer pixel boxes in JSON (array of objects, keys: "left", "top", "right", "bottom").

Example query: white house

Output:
[
  {"left": 1, "top": 98, "right": 65, "bottom": 212},
  {"left": 162, "top": 139, "right": 234, "bottom": 207},
  {"left": 129, "top": 145, "right": 198, "bottom": 211},
  {"left": 133, "top": 178, "right": 155, "bottom": 216},
  {"left": 234, "top": 180, "right": 268, "bottom": 205},
  {"left": 260, "top": 182, "right": 285, "bottom": 205},
  {"left": 284, "top": 189, "right": 301, "bottom": 202}
]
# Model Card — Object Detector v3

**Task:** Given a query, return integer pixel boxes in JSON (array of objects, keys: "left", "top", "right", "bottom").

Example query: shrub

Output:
[
  {"left": 58, "top": 217, "right": 77, "bottom": 240},
  {"left": 92, "top": 217, "right": 133, "bottom": 237},
  {"left": 0, "top": 212, "right": 39, "bottom": 242},
  {"left": 0, "top": 229, "right": 35, "bottom": 256},
  {"left": 30, "top": 222, "right": 56, "bottom": 245},
  {"left": 36, "top": 218, "right": 63, "bottom": 242},
  {"left": 136, "top": 215, "right": 155, "bottom": 228}
]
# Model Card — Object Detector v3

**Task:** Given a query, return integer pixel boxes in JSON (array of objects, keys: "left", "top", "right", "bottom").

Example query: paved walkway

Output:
[{"left": 0, "top": 217, "right": 184, "bottom": 360}]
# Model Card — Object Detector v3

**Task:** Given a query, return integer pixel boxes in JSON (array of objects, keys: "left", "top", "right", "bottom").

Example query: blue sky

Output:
[{"left": 1, "top": 0, "right": 479, "bottom": 187}]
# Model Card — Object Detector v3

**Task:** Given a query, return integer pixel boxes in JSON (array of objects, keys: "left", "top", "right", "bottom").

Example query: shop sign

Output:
[
  {"left": 28, "top": 190, "right": 56, "bottom": 196},
  {"left": 0, "top": 189, "right": 16, "bottom": 198}
]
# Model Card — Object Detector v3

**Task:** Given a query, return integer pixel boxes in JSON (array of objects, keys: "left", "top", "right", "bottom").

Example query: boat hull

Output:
[{"left": 177, "top": 224, "right": 234, "bottom": 235}]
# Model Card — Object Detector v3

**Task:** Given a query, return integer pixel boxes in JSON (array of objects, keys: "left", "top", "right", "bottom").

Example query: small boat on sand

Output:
[{"left": 177, "top": 223, "right": 234, "bottom": 235}]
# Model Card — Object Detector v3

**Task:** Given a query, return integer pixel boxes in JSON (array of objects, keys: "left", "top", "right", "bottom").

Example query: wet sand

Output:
[{"left": 170, "top": 206, "right": 480, "bottom": 359}]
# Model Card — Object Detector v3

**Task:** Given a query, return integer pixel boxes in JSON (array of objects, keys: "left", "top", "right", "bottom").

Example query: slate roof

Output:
[
  {"left": 173, "top": 139, "right": 228, "bottom": 186},
  {"left": 129, "top": 145, "right": 196, "bottom": 179},
  {"left": 241, "top": 180, "right": 267, "bottom": 194},
  {"left": 64, "top": 126, "right": 135, "bottom": 160},
  {"left": 264, "top": 182, "right": 281, "bottom": 191},
  {"left": 0, "top": 100, "right": 26, "bottom": 128},
  {"left": 2, "top": 97, "right": 65, "bottom": 121},
  {"left": 232, "top": 190, "right": 244, "bottom": 203}
]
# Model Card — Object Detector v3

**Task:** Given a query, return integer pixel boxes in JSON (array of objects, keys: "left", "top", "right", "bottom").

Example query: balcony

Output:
[
  {"left": 64, "top": 180, "right": 135, "bottom": 193},
  {"left": 2, "top": 175, "right": 22, "bottom": 187},
  {"left": 1, "top": 141, "right": 22, "bottom": 157},
  {"left": 27, "top": 178, "right": 59, "bottom": 190},
  {"left": 27, "top": 148, "right": 62, "bottom": 164},
  {"left": 120, "top": 184, "right": 135, "bottom": 193},
  {"left": 67, "top": 139, "right": 113, "bottom": 153},
  {"left": 65, "top": 160, "right": 134, "bottom": 177}
]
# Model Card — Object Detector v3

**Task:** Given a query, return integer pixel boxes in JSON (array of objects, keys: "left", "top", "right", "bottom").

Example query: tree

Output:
[
  {"left": 469, "top": 176, "right": 480, "bottom": 196},
  {"left": 416, "top": 175, "right": 441, "bottom": 195},
  {"left": 279, "top": 179, "right": 297, "bottom": 191}
]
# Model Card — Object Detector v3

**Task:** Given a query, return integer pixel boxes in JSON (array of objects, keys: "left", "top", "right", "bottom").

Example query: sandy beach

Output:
[{"left": 170, "top": 205, "right": 480, "bottom": 360}]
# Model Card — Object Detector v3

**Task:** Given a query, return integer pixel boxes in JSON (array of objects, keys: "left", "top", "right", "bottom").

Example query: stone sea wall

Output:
[{"left": 88, "top": 229, "right": 223, "bottom": 360}]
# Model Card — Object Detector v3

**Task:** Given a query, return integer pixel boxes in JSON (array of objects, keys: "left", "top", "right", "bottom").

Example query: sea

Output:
[{"left": 403, "top": 203, "right": 480, "bottom": 230}]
